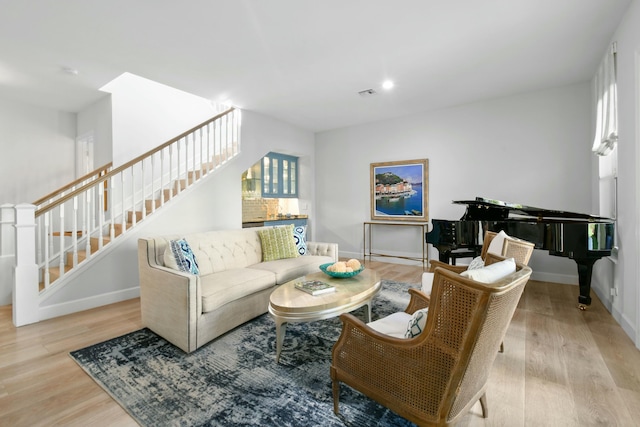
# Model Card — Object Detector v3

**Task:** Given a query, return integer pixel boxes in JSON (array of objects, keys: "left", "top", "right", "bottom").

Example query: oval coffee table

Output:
[{"left": 268, "top": 268, "right": 381, "bottom": 363}]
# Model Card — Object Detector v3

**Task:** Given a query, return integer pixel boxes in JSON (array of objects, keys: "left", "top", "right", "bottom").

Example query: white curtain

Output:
[{"left": 592, "top": 43, "right": 618, "bottom": 156}]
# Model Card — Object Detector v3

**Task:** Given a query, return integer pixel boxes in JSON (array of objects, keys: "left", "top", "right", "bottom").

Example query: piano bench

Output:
[{"left": 449, "top": 249, "right": 479, "bottom": 265}]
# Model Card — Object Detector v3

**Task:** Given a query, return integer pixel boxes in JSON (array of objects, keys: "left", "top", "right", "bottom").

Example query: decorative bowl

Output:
[{"left": 319, "top": 262, "right": 365, "bottom": 278}]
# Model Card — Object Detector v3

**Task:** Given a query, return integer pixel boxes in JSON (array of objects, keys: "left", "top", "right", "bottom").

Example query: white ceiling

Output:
[{"left": 0, "top": 0, "right": 632, "bottom": 132}]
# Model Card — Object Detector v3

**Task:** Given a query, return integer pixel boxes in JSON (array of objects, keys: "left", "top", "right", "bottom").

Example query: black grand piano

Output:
[{"left": 426, "top": 197, "right": 615, "bottom": 307}]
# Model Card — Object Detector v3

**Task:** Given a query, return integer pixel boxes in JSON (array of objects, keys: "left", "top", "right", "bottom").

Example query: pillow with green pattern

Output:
[
  {"left": 258, "top": 225, "right": 300, "bottom": 261},
  {"left": 405, "top": 308, "right": 429, "bottom": 338}
]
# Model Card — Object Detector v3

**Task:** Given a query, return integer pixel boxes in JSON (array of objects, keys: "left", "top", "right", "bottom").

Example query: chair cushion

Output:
[
  {"left": 164, "top": 239, "right": 199, "bottom": 274},
  {"left": 367, "top": 312, "right": 412, "bottom": 338},
  {"left": 405, "top": 308, "right": 429, "bottom": 338},
  {"left": 421, "top": 272, "right": 434, "bottom": 295},
  {"left": 487, "top": 230, "right": 509, "bottom": 255},
  {"left": 460, "top": 257, "right": 516, "bottom": 283}
]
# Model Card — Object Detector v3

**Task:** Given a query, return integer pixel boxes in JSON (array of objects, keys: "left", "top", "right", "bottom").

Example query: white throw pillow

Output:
[
  {"left": 460, "top": 257, "right": 516, "bottom": 283},
  {"left": 405, "top": 308, "right": 429, "bottom": 338},
  {"left": 467, "top": 256, "right": 485, "bottom": 270},
  {"left": 487, "top": 230, "right": 509, "bottom": 256},
  {"left": 421, "top": 272, "right": 434, "bottom": 295}
]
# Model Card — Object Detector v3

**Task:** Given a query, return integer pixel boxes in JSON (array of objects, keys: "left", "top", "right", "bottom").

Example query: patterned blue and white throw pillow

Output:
[
  {"left": 293, "top": 225, "right": 308, "bottom": 256},
  {"left": 405, "top": 308, "right": 429, "bottom": 338},
  {"left": 165, "top": 239, "right": 199, "bottom": 275}
]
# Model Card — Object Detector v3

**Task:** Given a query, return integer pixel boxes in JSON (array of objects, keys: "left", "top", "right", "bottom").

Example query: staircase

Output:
[{"left": 9, "top": 107, "right": 241, "bottom": 325}]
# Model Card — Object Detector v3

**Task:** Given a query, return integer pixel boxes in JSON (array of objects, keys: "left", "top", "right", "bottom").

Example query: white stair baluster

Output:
[
  {"left": 120, "top": 171, "right": 126, "bottom": 235},
  {"left": 85, "top": 187, "right": 91, "bottom": 257},
  {"left": 43, "top": 212, "right": 50, "bottom": 288},
  {"left": 109, "top": 175, "right": 115, "bottom": 240},
  {"left": 72, "top": 196, "right": 78, "bottom": 267},
  {"left": 58, "top": 204, "right": 64, "bottom": 278}
]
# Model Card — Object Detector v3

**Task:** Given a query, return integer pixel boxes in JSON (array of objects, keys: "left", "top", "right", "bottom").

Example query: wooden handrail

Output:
[
  {"left": 33, "top": 162, "right": 113, "bottom": 206},
  {"left": 35, "top": 108, "right": 235, "bottom": 217}
]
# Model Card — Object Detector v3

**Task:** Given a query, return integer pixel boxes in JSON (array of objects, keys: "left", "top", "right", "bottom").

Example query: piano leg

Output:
[{"left": 574, "top": 258, "right": 597, "bottom": 309}]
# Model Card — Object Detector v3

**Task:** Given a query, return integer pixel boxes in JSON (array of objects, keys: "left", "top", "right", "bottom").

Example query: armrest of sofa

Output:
[
  {"left": 306, "top": 241, "right": 339, "bottom": 262},
  {"left": 137, "top": 238, "right": 199, "bottom": 353}
]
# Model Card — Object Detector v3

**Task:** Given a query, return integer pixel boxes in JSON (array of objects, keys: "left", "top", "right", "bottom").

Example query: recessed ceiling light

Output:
[{"left": 382, "top": 80, "right": 394, "bottom": 90}]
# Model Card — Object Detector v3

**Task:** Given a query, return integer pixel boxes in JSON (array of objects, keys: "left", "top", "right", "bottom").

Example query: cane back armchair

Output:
[
  {"left": 428, "top": 230, "right": 535, "bottom": 274},
  {"left": 331, "top": 258, "right": 532, "bottom": 426}
]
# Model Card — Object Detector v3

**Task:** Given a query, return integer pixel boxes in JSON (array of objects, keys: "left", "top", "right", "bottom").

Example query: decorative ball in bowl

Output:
[{"left": 319, "top": 260, "right": 364, "bottom": 278}]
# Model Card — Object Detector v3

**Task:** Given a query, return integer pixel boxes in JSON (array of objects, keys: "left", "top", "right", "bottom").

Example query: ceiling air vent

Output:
[{"left": 358, "top": 89, "right": 377, "bottom": 97}]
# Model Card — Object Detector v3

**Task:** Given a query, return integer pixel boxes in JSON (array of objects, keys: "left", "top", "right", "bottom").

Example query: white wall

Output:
[
  {"left": 77, "top": 95, "right": 113, "bottom": 169},
  {"left": 0, "top": 98, "right": 76, "bottom": 204},
  {"left": 315, "top": 83, "right": 592, "bottom": 285},
  {"left": 102, "top": 73, "right": 220, "bottom": 167},
  {"left": 595, "top": 0, "right": 640, "bottom": 345}
]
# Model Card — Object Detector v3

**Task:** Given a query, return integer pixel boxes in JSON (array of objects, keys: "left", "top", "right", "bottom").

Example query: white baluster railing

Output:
[{"left": 10, "top": 108, "right": 240, "bottom": 326}]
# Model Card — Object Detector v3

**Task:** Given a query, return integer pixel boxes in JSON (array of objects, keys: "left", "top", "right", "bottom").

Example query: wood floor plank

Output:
[
  {"left": 619, "top": 387, "right": 640, "bottom": 421},
  {"left": 488, "top": 307, "right": 526, "bottom": 422},
  {"left": 0, "top": 261, "right": 639, "bottom": 427}
]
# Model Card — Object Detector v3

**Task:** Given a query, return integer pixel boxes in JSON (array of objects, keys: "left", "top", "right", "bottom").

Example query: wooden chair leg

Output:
[
  {"left": 332, "top": 379, "right": 340, "bottom": 414},
  {"left": 479, "top": 393, "right": 488, "bottom": 418}
]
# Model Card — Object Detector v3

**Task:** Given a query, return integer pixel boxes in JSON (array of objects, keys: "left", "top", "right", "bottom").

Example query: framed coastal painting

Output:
[{"left": 370, "top": 158, "right": 429, "bottom": 222}]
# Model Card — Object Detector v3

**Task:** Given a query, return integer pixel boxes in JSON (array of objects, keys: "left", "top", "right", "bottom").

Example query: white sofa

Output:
[{"left": 138, "top": 226, "right": 338, "bottom": 353}]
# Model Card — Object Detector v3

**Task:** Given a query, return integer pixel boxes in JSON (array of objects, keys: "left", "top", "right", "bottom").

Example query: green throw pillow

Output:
[{"left": 258, "top": 225, "right": 300, "bottom": 261}]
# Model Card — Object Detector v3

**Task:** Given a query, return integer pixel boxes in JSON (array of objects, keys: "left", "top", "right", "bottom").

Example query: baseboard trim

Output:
[
  {"left": 529, "top": 271, "right": 577, "bottom": 285},
  {"left": 607, "top": 295, "right": 638, "bottom": 345},
  {"left": 38, "top": 287, "right": 140, "bottom": 322},
  {"left": 345, "top": 250, "right": 580, "bottom": 285}
]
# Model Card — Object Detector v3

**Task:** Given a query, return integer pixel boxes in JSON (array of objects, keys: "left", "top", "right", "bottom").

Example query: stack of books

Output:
[{"left": 294, "top": 280, "right": 335, "bottom": 295}]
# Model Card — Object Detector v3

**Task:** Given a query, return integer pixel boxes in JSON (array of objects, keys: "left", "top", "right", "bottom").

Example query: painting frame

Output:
[{"left": 370, "top": 158, "right": 429, "bottom": 222}]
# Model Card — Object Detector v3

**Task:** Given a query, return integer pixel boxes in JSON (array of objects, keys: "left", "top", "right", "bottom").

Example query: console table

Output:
[{"left": 363, "top": 221, "right": 429, "bottom": 270}]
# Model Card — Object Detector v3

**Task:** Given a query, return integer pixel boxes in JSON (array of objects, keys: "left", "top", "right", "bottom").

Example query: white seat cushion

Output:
[
  {"left": 200, "top": 268, "right": 275, "bottom": 313},
  {"left": 421, "top": 272, "right": 434, "bottom": 295},
  {"left": 367, "top": 312, "right": 412, "bottom": 338}
]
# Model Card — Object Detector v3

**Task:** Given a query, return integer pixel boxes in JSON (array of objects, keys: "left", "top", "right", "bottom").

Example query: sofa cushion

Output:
[
  {"left": 163, "top": 239, "right": 199, "bottom": 274},
  {"left": 249, "top": 254, "right": 335, "bottom": 284},
  {"left": 293, "top": 225, "right": 307, "bottom": 255},
  {"left": 258, "top": 225, "right": 299, "bottom": 261},
  {"left": 200, "top": 268, "right": 276, "bottom": 313},
  {"left": 185, "top": 230, "right": 263, "bottom": 275}
]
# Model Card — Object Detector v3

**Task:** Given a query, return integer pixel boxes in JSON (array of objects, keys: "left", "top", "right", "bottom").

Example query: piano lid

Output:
[{"left": 453, "top": 197, "right": 614, "bottom": 222}]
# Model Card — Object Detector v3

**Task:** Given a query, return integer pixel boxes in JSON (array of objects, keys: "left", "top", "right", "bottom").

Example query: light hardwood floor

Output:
[{"left": 1, "top": 260, "right": 639, "bottom": 426}]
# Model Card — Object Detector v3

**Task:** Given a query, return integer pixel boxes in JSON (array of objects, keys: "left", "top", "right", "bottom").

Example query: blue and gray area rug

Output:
[{"left": 70, "top": 280, "right": 419, "bottom": 427}]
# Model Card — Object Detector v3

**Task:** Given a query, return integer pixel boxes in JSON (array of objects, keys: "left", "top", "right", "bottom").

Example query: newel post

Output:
[{"left": 13, "top": 203, "right": 39, "bottom": 326}]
